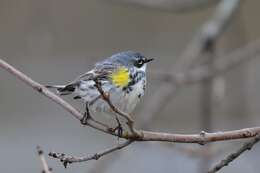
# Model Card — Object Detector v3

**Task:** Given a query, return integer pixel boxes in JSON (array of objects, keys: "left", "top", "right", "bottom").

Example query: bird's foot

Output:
[
  {"left": 80, "top": 112, "right": 92, "bottom": 125},
  {"left": 112, "top": 122, "right": 123, "bottom": 137}
]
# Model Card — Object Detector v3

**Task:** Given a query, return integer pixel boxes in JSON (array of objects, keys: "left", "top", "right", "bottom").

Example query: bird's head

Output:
[{"left": 110, "top": 51, "right": 154, "bottom": 72}]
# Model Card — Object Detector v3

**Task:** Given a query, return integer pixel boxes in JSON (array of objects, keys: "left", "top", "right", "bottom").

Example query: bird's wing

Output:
[
  {"left": 70, "top": 60, "right": 120, "bottom": 84},
  {"left": 95, "top": 61, "right": 131, "bottom": 87},
  {"left": 92, "top": 61, "right": 119, "bottom": 80},
  {"left": 57, "top": 59, "right": 129, "bottom": 96}
]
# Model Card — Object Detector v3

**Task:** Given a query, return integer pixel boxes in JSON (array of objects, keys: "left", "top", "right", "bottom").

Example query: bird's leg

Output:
[
  {"left": 112, "top": 115, "right": 123, "bottom": 137},
  {"left": 93, "top": 80, "right": 124, "bottom": 137},
  {"left": 80, "top": 102, "right": 92, "bottom": 125},
  {"left": 81, "top": 102, "right": 111, "bottom": 129}
]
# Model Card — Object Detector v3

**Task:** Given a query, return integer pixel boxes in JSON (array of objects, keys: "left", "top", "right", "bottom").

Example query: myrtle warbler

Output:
[{"left": 46, "top": 51, "right": 153, "bottom": 121}]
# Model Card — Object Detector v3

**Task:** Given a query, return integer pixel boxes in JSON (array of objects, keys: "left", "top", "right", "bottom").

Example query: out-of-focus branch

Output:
[
  {"left": 138, "top": 0, "right": 241, "bottom": 128},
  {"left": 185, "top": 38, "right": 260, "bottom": 83},
  {"left": 49, "top": 140, "right": 133, "bottom": 168},
  {"left": 155, "top": 38, "right": 260, "bottom": 85},
  {"left": 208, "top": 134, "right": 260, "bottom": 173},
  {"left": 37, "top": 146, "right": 53, "bottom": 173},
  {"left": 174, "top": 0, "right": 241, "bottom": 72},
  {"left": 108, "top": 0, "right": 219, "bottom": 12}
]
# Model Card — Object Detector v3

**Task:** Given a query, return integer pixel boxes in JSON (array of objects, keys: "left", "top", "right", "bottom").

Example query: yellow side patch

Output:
[{"left": 110, "top": 67, "right": 130, "bottom": 87}]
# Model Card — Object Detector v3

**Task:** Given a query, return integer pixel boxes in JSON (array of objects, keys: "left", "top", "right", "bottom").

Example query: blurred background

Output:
[{"left": 0, "top": 0, "right": 260, "bottom": 172}]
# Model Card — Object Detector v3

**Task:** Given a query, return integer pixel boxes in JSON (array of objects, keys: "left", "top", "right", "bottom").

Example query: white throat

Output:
[{"left": 138, "top": 64, "right": 147, "bottom": 72}]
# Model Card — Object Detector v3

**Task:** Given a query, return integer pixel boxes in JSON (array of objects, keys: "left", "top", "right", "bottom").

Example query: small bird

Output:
[{"left": 46, "top": 51, "right": 153, "bottom": 130}]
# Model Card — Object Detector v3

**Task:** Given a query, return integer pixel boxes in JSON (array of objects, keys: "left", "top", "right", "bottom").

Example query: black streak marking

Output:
[
  {"left": 73, "top": 96, "right": 81, "bottom": 99},
  {"left": 123, "top": 71, "right": 145, "bottom": 93},
  {"left": 58, "top": 84, "right": 75, "bottom": 92}
]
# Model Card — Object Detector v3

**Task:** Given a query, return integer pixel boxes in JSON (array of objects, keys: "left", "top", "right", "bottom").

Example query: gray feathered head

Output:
[{"left": 105, "top": 51, "right": 153, "bottom": 68}]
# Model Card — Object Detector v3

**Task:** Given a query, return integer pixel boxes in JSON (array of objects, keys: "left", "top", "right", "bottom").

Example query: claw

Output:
[
  {"left": 117, "top": 125, "right": 123, "bottom": 137},
  {"left": 112, "top": 122, "right": 123, "bottom": 137},
  {"left": 80, "top": 112, "right": 91, "bottom": 125},
  {"left": 81, "top": 102, "right": 92, "bottom": 125}
]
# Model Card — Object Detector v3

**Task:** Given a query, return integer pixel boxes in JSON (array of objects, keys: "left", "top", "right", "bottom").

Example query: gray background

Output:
[{"left": 0, "top": 0, "right": 260, "bottom": 173}]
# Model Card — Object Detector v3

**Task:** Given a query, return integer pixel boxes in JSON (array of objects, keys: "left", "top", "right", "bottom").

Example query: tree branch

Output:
[
  {"left": 208, "top": 134, "right": 260, "bottom": 173},
  {"left": 37, "top": 146, "right": 53, "bottom": 173},
  {"left": 1, "top": 58, "right": 260, "bottom": 144},
  {"left": 93, "top": 79, "right": 138, "bottom": 135},
  {"left": 1, "top": 58, "right": 260, "bottom": 168},
  {"left": 133, "top": 127, "right": 260, "bottom": 144},
  {"left": 49, "top": 140, "right": 133, "bottom": 168}
]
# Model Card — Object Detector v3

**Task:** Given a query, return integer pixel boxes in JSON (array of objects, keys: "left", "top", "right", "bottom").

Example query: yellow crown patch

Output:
[{"left": 110, "top": 67, "right": 130, "bottom": 87}]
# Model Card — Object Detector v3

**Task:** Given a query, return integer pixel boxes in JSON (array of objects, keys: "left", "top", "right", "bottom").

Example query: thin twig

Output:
[
  {"left": 49, "top": 140, "right": 133, "bottom": 168},
  {"left": 208, "top": 134, "right": 260, "bottom": 173},
  {"left": 37, "top": 146, "right": 53, "bottom": 173},
  {"left": 93, "top": 79, "right": 134, "bottom": 123},
  {"left": 93, "top": 79, "right": 138, "bottom": 135}
]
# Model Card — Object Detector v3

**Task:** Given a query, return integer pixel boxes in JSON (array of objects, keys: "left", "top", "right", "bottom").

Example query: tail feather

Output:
[{"left": 45, "top": 84, "right": 76, "bottom": 95}]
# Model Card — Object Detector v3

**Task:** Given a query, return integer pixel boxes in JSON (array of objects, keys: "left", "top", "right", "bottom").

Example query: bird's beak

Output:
[{"left": 145, "top": 58, "right": 154, "bottom": 63}]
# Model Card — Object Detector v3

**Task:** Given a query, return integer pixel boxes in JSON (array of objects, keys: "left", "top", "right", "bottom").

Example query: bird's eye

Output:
[{"left": 135, "top": 59, "right": 145, "bottom": 68}]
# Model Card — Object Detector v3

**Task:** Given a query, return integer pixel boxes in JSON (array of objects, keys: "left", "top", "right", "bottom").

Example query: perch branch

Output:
[
  {"left": 1, "top": 58, "right": 260, "bottom": 144},
  {"left": 134, "top": 127, "right": 260, "bottom": 144}
]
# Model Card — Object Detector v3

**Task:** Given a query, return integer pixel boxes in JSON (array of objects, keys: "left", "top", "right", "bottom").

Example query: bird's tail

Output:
[{"left": 45, "top": 84, "right": 76, "bottom": 95}]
